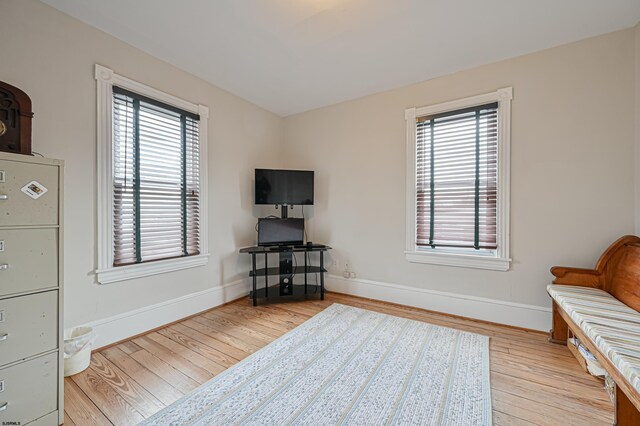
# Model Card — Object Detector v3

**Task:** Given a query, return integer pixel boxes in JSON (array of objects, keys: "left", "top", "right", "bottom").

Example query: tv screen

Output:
[
  {"left": 258, "top": 218, "right": 304, "bottom": 246},
  {"left": 255, "top": 169, "right": 314, "bottom": 205}
]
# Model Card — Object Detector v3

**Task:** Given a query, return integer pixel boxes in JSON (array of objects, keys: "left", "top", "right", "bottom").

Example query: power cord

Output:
[{"left": 302, "top": 205, "right": 308, "bottom": 242}]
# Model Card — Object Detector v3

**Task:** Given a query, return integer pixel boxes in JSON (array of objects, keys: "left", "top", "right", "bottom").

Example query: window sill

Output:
[
  {"left": 96, "top": 254, "right": 209, "bottom": 284},
  {"left": 405, "top": 250, "right": 510, "bottom": 271}
]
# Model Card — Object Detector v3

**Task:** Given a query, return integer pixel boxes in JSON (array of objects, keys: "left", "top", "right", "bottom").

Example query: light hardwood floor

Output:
[{"left": 63, "top": 292, "right": 614, "bottom": 425}]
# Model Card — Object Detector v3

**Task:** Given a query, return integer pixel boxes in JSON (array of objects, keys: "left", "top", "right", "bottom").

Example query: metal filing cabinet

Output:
[{"left": 0, "top": 152, "right": 64, "bottom": 425}]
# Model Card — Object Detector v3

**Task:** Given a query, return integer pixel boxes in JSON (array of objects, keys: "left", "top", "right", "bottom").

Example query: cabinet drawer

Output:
[
  {"left": 0, "top": 159, "right": 59, "bottom": 226},
  {"left": 0, "top": 229, "right": 58, "bottom": 298},
  {"left": 0, "top": 291, "right": 58, "bottom": 367},
  {"left": 27, "top": 410, "right": 59, "bottom": 426},
  {"left": 0, "top": 352, "right": 58, "bottom": 425}
]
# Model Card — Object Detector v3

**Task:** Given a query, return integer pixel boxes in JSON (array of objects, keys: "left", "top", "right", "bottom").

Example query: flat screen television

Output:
[
  {"left": 258, "top": 218, "right": 304, "bottom": 246},
  {"left": 255, "top": 169, "right": 314, "bottom": 205}
]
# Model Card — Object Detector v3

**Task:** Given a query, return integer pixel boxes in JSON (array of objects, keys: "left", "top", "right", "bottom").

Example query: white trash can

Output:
[{"left": 63, "top": 326, "right": 94, "bottom": 377}]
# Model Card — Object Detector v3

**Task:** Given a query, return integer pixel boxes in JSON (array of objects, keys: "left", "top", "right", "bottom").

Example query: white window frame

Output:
[
  {"left": 404, "top": 87, "right": 512, "bottom": 271},
  {"left": 94, "top": 64, "right": 209, "bottom": 284}
]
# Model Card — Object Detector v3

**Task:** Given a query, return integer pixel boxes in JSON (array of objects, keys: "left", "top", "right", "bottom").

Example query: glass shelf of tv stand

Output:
[
  {"left": 239, "top": 244, "right": 330, "bottom": 254},
  {"left": 250, "top": 284, "right": 322, "bottom": 301},
  {"left": 249, "top": 265, "right": 326, "bottom": 277}
]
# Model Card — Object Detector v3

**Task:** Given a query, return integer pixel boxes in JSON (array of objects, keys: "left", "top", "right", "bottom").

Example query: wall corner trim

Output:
[{"left": 326, "top": 274, "right": 551, "bottom": 331}]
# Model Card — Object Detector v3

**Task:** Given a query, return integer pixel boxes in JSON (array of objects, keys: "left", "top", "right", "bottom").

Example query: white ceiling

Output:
[{"left": 42, "top": 0, "right": 640, "bottom": 116}]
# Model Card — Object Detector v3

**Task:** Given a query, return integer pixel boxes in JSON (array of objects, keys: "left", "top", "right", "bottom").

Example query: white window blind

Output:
[
  {"left": 416, "top": 102, "right": 498, "bottom": 250},
  {"left": 112, "top": 86, "right": 200, "bottom": 266}
]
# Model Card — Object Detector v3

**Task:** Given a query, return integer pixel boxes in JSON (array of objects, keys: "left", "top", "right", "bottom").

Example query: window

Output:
[
  {"left": 95, "top": 65, "right": 209, "bottom": 284},
  {"left": 405, "top": 88, "right": 512, "bottom": 271},
  {"left": 112, "top": 87, "right": 201, "bottom": 265}
]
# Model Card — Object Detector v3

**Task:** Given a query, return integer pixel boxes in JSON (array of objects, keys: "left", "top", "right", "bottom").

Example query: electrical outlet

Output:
[
  {"left": 349, "top": 272, "right": 356, "bottom": 279},
  {"left": 0, "top": 240, "right": 4, "bottom": 252},
  {"left": 0, "top": 170, "right": 5, "bottom": 183}
]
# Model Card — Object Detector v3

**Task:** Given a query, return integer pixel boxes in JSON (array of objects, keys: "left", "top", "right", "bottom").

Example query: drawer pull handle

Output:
[
  {"left": 0, "top": 264, "right": 7, "bottom": 271},
  {"left": 0, "top": 195, "right": 7, "bottom": 201},
  {"left": 0, "top": 402, "right": 6, "bottom": 411},
  {"left": 0, "top": 334, "right": 7, "bottom": 342}
]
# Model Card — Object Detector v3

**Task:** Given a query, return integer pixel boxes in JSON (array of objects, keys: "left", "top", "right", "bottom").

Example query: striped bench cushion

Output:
[{"left": 547, "top": 284, "right": 640, "bottom": 393}]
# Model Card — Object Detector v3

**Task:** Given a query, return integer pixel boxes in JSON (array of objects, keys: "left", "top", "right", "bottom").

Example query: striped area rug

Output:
[{"left": 141, "top": 303, "right": 491, "bottom": 426}]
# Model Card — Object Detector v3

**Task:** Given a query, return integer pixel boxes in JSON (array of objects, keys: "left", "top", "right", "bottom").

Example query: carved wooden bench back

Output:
[{"left": 603, "top": 240, "right": 640, "bottom": 312}]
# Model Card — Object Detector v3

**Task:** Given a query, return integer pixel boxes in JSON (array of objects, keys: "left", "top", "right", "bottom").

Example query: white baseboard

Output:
[
  {"left": 326, "top": 275, "right": 551, "bottom": 331},
  {"left": 81, "top": 275, "right": 550, "bottom": 349},
  {"left": 85, "top": 279, "right": 250, "bottom": 349}
]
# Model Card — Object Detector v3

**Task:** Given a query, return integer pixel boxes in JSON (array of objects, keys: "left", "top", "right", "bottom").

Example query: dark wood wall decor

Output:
[{"left": 0, "top": 81, "right": 33, "bottom": 155}]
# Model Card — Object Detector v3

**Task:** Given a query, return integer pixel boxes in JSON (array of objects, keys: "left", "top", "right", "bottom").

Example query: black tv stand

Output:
[{"left": 239, "top": 244, "right": 331, "bottom": 306}]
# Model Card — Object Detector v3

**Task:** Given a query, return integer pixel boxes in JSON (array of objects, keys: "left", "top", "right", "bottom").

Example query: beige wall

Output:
[
  {"left": 284, "top": 29, "right": 637, "bottom": 308},
  {"left": 3, "top": 0, "right": 638, "bottom": 328},
  {"left": 0, "top": 0, "right": 284, "bottom": 327}
]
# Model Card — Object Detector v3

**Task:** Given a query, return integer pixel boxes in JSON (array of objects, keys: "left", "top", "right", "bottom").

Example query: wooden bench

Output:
[{"left": 548, "top": 235, "right": 640, "bottom": 425}]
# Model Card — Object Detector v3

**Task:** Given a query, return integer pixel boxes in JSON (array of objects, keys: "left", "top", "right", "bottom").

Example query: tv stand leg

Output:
[
  {"left": 252, "top": 253, "right": 257, "bottom": 306},
  {"left": 320, "top": 251, "right": 325, "bottom": 300},
  {"left": 304, "top": 253, "right": 308, "bottom": 295}
]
